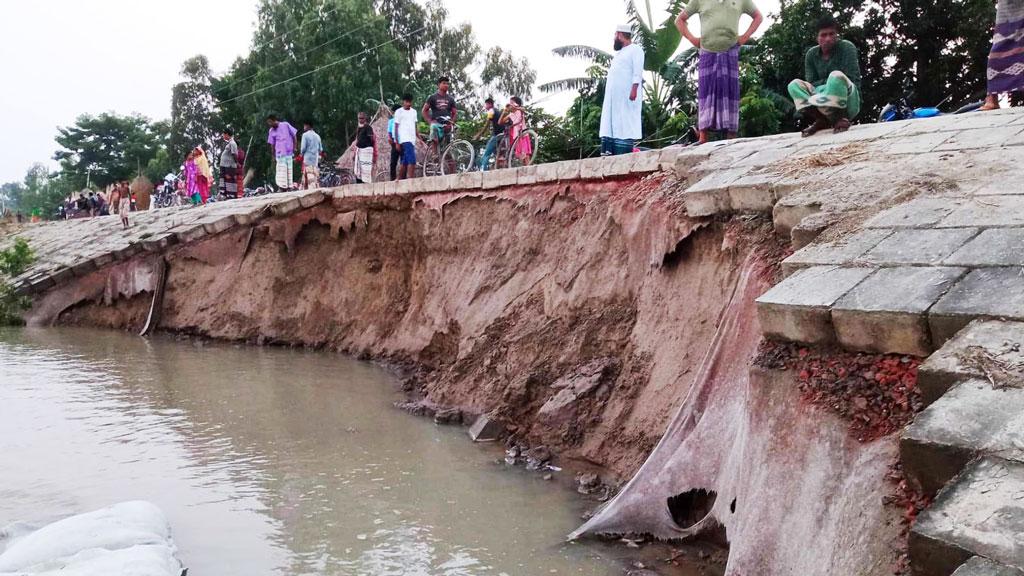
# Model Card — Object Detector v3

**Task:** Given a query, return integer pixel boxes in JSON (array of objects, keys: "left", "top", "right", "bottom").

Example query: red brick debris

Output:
[
  {"left": 755, "top": 341, "right": 924, "bottom": 442},
  {"left": 884, "top": 462, "right": 933, "bottom": 576}
]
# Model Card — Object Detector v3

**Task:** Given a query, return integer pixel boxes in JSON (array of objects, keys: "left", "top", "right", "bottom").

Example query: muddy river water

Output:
[{"left": 0, "top": 328, "right": 704, "bottom": 575}]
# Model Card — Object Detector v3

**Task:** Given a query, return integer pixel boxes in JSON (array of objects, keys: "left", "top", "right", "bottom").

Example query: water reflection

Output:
[{"left": 0, "top": 327, "right": 631, "bottom": 575}]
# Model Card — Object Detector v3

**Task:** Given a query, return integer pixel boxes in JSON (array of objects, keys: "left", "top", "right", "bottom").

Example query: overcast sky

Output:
[{"left": 0, "top": 0, "right": 780, "bottom": 183}]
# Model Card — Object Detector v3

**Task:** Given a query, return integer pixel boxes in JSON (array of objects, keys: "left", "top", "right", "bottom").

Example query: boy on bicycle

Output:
[
  {"left": 422, "top": 76, "right": 458, "bottom": 158},
  {"left": 474, "top": 97, "right": 506, "bottom": 171}
]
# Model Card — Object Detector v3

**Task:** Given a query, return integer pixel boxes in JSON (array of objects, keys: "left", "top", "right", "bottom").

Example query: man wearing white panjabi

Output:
[{"left": 600, "top": 24, "right": 645, "bottom": 156}]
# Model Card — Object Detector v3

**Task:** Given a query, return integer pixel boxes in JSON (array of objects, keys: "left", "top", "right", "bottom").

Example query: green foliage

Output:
[
  {"left": 54, "top": 113, "right": 168, "bottom": 189},
  {"left": 1, "top": 164, "right": 76, "bottom": 220},
  {"left": 481, "top": 47, "right": 537, "bottom": 100},
  {"left": 0, "top": 238, "right": 35, "bottom": 326},
  {"left": 170, "top": 55, "right": 221, "bottom": 163}
]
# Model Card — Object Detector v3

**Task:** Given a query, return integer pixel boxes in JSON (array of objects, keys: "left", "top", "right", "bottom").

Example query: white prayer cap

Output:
[{"left": 616, "top": 24, "right": 633, "bottom": 34}]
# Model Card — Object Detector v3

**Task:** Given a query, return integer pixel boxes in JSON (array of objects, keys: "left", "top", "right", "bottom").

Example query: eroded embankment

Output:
[{"left": 35, "top": 174, "right": 904, "bottom": 575}]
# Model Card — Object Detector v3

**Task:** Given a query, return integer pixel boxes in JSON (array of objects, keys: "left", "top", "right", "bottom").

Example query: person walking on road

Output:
[
  {"left": 600, "top": 25, "right": 645, "bottom": 156},
  {"left": 267, "top": 114, "right": 298, "bottom": 190},
  {"left": 300, "top": 120, "right": 323, "bottom": 190},
  {"left": 116, "top": 181, "right": 130, "bottom": 229},
  {"left": 353, "top": 112, "right": 377, "bottom": 184},
  {"left": 387, "top": 105, "right": 401, "bottom": 181},
  {"left": 394, "top": 94, "right": 419, "bottom": 180},
  {"left": 676, "top": 0, "right": 764, "bottom": 144},
  {"left": 982, "top": 0, "right": 1024, "bottom": 110},
  {"left": 219, "top": 129, "right": 240, "bottom": 198}
]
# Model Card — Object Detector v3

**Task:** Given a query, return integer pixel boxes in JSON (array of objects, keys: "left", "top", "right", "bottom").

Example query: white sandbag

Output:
[
  {"left": 2, "top": 545, "right": 182, "bottom": 576},
  {"left": 0, "top": 502, "right": 181, "bottom": 575}
]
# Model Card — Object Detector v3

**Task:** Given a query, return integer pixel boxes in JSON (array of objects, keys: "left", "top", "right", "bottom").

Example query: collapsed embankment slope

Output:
[{"left": 32, "top": 172, "right": 902, "bottom": 574}]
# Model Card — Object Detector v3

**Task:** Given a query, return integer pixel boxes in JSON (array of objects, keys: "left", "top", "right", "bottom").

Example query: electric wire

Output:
[
  {"left": 217, "top": 25, "right": 427, "bottom": 106},
  {"left": 220, "top": 20, "right": 376, "bottom": 92}
]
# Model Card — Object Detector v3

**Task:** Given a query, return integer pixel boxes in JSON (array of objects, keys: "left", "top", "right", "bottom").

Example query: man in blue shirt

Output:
[
  {"left": 300, "top": 120, "right": 323, "bottom": 190},
  {"left": 387, "top": 105, "right": 401, "bottom": 181}
]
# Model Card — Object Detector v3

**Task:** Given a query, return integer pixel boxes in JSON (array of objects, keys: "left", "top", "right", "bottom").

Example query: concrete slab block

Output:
[
  {"left": 939, "top": 196, "right": 1024, "bottom": 228},
  {"left": 674, "top": 148, "right": 713, "bottom": 180},
  {"left": 918, "top": 319, "right": 1024, "bottom": 406},
  {"left": 556, "top": 159, "right": 581, "bottom": 181},
  {"left": 728, "top": 173, "right": 777, "bottom": 212},
  {"left": 628, "top": 150, "right": 660, "bottom": 173},
  {"left": 863, "top": 228, "right": 980, "bottom": 266},
  {"left": 604, "top": 153, "right": 637, "bottom": 176},
  {"left": 954, "top": 112, "right": 1024, "bottom": 130},
  {"left": 791, "top": 212, "right": 834, "bottom": 250},
  {"left": 902, "top": 380, "right": 1024, "bottom": 494},
  {"left": 468, "top": 414, "right": 505, "bottom": 442},
  {"left": 686, "top": 167, "right": 750, "bottom": 195},
  {"left": 516, "top": 165, "right": 538, "bottom": 185},
  {"left": 658, "top": 146, "right": 683, "bottom": 171},
  {"left": 455, "top": 171, "right": 483, "bottom": 190},
  {"left": 482, "top": 168, "right": 518, "bottom": 189},
  {"left": 935, "top": 126, "right": 1024, "bottom": 151},
  {"left": 952, "top": 557, "right": 1024, "bottom": 576},
  {"left": 270, "top": 196, "right": 303, "bottom": 216},
  {"left": 773, "top": 197, "right": 822, "bottom": 238},
  {"left": 535, "top": 162, "right": 560, "bottom": 183},
  {"left": 946, "top": 229, "right": 1024, "bottom": 267},
  {"left": 579, "top": 157, "right": 608, "bottom": 180},
  {"left": 756, "top": 266, "right": 874, "bottom": 344},
  {"left": 682, "top": 187, "right": 732, "bottom": 217},
  {"left": 882, "top": 130, "right": 954, "bottom": 155},
  {"left": 200, "top": 214, "right": 237, "bottom": 235},
  {"left": 833, "top": 266, "right": 966, "bottom": 356},
  {"left": 864, "top": 197, "right": 966, "bottom": 229},
  {"left": 931, "top": 268, "right": 1024, "bottom": 345},
  {"left": 734, "top": 147, "right": 793, "bottom": 168},
  {"left": 296, "top": 189, "right": 323, "bottom": 207},
  {"left": 176, "top": 224, "right": 209, "bottom": 244},
  {"left": 782, "top": 228, "right": 892, "bottom": 274},
  {"left": 910, "top": 457, "right": 1024, "bottom": 576}
]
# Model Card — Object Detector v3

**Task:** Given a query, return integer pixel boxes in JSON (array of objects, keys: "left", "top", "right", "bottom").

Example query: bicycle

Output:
[
  {"left": 506, "top": 126, "right": 540, "bottom": 169},
  {"left": 477, "top": 131, "right": 512, "bottom": 172},
  {"left": 421, "top": 117, "right": 475, "bottom": 176}
]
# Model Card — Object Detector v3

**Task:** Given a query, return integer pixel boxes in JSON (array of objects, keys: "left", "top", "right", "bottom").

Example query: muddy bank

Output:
[{"left": 33, "top": 175, "right": 905, "bottom": 574}]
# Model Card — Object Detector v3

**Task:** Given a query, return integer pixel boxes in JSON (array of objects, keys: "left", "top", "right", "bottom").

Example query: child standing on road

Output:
[{"left": 393, "top": 94, "right": 419, "bottom": 180}]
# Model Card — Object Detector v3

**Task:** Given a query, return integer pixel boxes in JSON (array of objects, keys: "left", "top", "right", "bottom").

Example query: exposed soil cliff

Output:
[{"left": 40, "top": 174, "right": 903, "bottom": 574}]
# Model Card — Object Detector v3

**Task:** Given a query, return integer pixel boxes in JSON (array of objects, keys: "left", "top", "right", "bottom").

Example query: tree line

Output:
[{"left": 1, "top": 0, "right": 1003, "bottom": 218}]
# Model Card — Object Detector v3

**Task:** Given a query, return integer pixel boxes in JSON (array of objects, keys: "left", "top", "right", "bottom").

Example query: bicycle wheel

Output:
[
  {"left": 507, "top": 130, "right": 540, "bottom": 169},
  {"left": 441, "top": 140, "right": 475, "bottom": 175},
  {"left": 375, "top": 168, "right": 391, "bottom": 183},
  {"left": 422, "top": 145, "right": 442, "bottom": 178}
]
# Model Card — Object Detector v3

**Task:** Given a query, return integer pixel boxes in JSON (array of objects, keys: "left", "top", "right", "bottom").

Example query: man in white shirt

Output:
[
  {"left": 393, "top": 94, "right": 419, "bottom": 180},
  {"left": 600, "top": 25, "right": 645, "bottom": 156}
]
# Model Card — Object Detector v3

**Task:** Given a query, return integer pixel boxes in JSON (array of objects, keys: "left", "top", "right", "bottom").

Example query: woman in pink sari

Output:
[
  {"left": 503, "top": 96, "right": 533, "bottom": 165},
  {"left": 194, "top": 147, "right": 212, "bottom": 203},
  {"left": 184, "top": 150, "right": 200, "bottom": 204}
]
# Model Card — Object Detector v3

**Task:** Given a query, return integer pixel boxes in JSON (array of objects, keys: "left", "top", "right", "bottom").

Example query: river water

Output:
[{"left": 0, "top": 327, "right": 694, "bottom": 575}]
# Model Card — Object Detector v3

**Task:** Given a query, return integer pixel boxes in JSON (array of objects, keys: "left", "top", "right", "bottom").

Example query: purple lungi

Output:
[
  {"left": 697, "top": 45, "right": 741, "bottom": 132},
  {"left": 989, "top": 0, "right": 1024, "bottom": 94}
]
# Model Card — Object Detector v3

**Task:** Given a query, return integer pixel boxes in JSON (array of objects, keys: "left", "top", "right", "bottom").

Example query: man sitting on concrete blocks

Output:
[{"left": 788, "top": 15, "right": 862, "bottom": 137}]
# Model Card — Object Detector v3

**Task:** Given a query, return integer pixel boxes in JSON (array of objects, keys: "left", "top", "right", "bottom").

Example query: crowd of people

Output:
[
  {"left": 57, "top": 183, "right": 137, "bottom": 226},
  {"left": 598, "top": 0, "right": 1024, "bottom": 152},
  {"left": 44, "top": 3, "right": 1024, "bottom": 224}
]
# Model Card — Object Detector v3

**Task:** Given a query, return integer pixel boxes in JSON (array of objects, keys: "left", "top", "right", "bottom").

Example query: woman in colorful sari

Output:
[
  {"left": 503, "top": 97, "right": 532, "bottom": 165},
  {"left": 184, "top": 150, "right": 200, "bottom": 205},
  {"left": 194, "top": 147, "right": 212, "bottom": 204},
  {"left": 982, "top": 0, "right": 1024, "bottom": 110}
]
